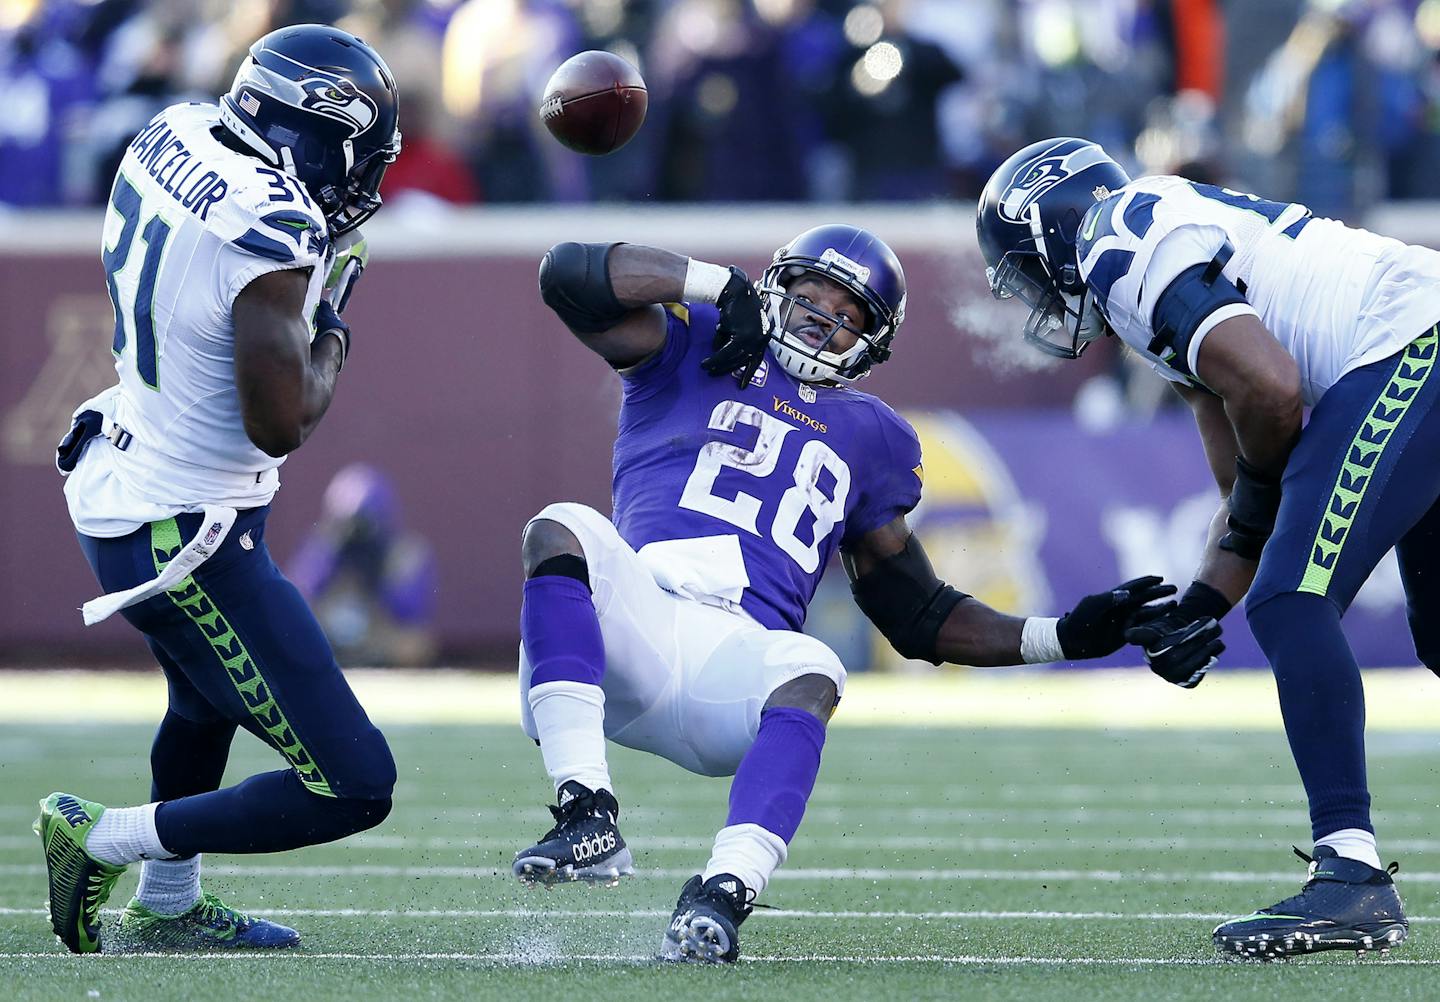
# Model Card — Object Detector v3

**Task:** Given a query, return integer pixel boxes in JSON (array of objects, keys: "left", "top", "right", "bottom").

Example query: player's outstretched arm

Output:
[
  {"left": 233, "top": 267, "right": 345, "bottom": 458},
  {"left": 1172, "top": 382, "right": 1264, "bottom": 602},
  {"left": 1113, "top": 383, "right": 1247, "bottom": 689},
  {"left": 1189, "top": 315, "right": 1301, "bottom": 564},
  {"left": 844, "top": 517, "right": 1180, "bottom": 668}
]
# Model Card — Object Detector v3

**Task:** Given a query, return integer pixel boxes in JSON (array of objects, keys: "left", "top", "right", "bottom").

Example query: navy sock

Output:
[
  {"left": 154, "top": 770, "right": 391, "bottom": 855},
  {"left": 1249, "top": 591, "right": 1372, "bottom": 840},
  {"left": 726, "top": 706, "right": 826, "bottom": 842},
  {"left": 522, "top": 574, "right": 605, "bottom": 687}
]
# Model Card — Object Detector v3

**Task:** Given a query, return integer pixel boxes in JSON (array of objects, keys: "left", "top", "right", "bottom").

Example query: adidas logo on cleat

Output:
[
  {"left": 718, "top": 880, "right": 738, "bottom": 896},
  {"left": 571, "top": 831, "right": 616, "bottom": 862},
  {"left": 55, "top": 796, "right": 91, "bottom": 828}
]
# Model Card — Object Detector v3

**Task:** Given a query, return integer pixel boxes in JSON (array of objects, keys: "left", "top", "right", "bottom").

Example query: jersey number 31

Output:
[
  {"left": 103, "top": 174, "right": 172, "bottom": 389},
  {"left": 679, "top": 401, "right": 851, "bottom": 573}
]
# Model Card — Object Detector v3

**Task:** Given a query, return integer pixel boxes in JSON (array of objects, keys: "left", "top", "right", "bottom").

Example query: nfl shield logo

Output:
[
  {"left": 203, "top": 521, "right": 224, "bottom": 547},
  {"left": 799, "top": 383, "right": 817, "bottom": 403}
]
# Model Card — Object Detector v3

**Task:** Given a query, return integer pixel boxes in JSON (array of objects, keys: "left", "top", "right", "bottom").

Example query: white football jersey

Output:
[
  {"left": 66, "top": 102, "right": 332, "bottom": 537},
  {"left": 1076, "top": 174, "right": 1440, "bottom": 405}
]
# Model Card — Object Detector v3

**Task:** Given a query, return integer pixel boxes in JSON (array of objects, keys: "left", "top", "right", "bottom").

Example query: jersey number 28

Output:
[
  {"left": 679, "top": 401, "right": 851, "bottom": 573},
  {"left": 103, "top": 174, "right": 172, "bottom": 389}
]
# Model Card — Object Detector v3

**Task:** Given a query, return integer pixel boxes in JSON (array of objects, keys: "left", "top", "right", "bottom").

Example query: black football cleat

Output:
[
  {"left": 512, "top": 781, "right": 634, "bottom": 886},
  {"left": 660, "top": 873, "right": 754, "bottom": 964},
  {"left": 1213, "top": 846, "right": 1408, "bottom": 960}
]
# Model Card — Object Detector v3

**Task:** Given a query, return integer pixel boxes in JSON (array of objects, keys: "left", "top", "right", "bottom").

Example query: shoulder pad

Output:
[{"left": 218, "top": 171, "right": 329, "bottom": 265}]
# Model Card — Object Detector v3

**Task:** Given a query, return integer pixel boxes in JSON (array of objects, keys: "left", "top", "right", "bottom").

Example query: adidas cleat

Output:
[
  {"left": 113, "top": 892, "right": 300, "bottom": 951},
  {"left": 1213, "top": 846, "right": 1409, "bottom": 960},
  {"left": 660, "top": 873, "right": 753, "bottom": 964},
  {"left": 512, "top": 781, "right": 634, "bottom": 886},
  {"left": 33, "top": 792, "right": 127, "bottom": 954}
]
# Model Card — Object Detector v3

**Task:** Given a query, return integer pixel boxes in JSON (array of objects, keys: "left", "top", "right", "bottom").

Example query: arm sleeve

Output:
[{"left": 844, "top": 402, "right": 924, "bottom": 544}]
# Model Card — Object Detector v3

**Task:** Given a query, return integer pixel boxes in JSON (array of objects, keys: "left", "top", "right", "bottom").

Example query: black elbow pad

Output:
[
  {"left": 850, "top": 536, "right": 969, "bottom": 665},
  {"left": 538, "top": 241, "right": 628, "bottom": 334}
]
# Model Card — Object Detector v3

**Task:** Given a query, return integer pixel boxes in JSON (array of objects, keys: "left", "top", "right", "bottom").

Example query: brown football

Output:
[{"left": 539, "top": 50, "right": 648, "bottom": 156}]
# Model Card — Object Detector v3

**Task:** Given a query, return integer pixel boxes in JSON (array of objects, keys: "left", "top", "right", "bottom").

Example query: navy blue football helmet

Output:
[
  {"left": 759, "top": 224, "right": 907, "bottom": 384},
  {"left": 976, "top": 137, "right": 1130, "bottom": 358},
  {"left": 220, "top": 24, "right": 401, "bottom": 236}
]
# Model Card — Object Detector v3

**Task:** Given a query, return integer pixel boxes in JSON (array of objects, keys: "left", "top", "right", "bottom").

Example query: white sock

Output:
[
  {"left": 86, "top": 803, "right": 174, "bottom": 866},
  {"left": 1316, "top": 828, "right": 1381, "bottom": 869},
  {"left": 702, "top": 823, "right": 788, "bottom": 899},
  {"left": 528, "top": 680, "right": 613, "bottom": 796},
  {"left": 135, "top": 855, "right": 202, "bottom": 915}
]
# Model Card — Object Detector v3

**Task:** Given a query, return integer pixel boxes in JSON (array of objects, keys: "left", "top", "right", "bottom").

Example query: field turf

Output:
[{"left": 0, "top": 670, "right": 1437, "bottom": 1001}]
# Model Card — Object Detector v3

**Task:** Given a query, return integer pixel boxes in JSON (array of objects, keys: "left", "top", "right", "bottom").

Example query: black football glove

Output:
[
  {"left": 1055, "top": 575, "right": 1177, "bottom": 660},
  {"left": 1123, "top": 581, "right": 1230, "bottom": 688},
  {"left": 700, "top": 266, "right": 768, "bottom": 388}
]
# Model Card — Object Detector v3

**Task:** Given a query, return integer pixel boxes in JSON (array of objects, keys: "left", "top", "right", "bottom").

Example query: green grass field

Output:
[{"left": 1, "top": 670, "right": 1438, "bottom": 1001}]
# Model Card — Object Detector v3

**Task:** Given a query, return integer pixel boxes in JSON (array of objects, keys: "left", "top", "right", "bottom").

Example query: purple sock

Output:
[
  {"left": 726, "top": 706, "right": 826, "bottom": 842},
  {"left": 523, "top": 575, "right": 606, "bottom": 687}
]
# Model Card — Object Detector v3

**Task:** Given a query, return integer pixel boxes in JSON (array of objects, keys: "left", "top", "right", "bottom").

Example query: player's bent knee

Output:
[
  {"left": 521, "top": 518, "right": 586, "bottom": 576},
  {"left": 319, "top": 792, "right": 393, "bottom": 837},
  {"left": 764, "top": 672, "right": 841, "bottom": 724},
  {"left": 329, "top": 726, "right": 397, "bottom": 802}
]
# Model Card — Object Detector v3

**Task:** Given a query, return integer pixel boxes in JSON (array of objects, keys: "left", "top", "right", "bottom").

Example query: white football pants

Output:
[{"left": 518, "top": 502, "right": 846, "bottom": 778}]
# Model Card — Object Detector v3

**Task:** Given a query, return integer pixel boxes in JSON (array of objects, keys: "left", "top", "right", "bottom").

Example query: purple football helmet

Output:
[{"left": 759, "top": 224, "right": 907, "bottom": 384}]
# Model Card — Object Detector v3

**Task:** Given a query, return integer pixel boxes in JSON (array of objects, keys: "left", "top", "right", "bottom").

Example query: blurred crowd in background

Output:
[{"left": 4, "top": 0, "right": 1440, "bottom": 218}]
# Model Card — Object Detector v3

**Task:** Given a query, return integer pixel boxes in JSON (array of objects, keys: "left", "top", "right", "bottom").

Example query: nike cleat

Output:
[
  {"left": 113, "top": 892, "right": 300, "bottom": 951},
  {"left": 512, "top": 781, "right": 634, "bottom": 886},
  {"left": 33, "top": 792, "right": 127, "bottom": 954},
  {"left": 1214, "top": 846, "right": 1408, "bottom": 960},
  {"left": 660, "top": 873, "right": 753, "bottom": 964}
]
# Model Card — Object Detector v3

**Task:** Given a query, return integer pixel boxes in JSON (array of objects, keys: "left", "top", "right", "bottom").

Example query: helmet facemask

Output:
[
  {"left": 760, "top": 265, "right": 897, "bottom": 384},
  {"left": 987, "top": 239, "right": 1107, "bottom": 360}
]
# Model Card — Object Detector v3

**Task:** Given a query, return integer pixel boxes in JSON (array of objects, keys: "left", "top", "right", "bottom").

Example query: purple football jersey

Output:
[{"left": 612, "top": 303, "right": 922, "bottom": 631}]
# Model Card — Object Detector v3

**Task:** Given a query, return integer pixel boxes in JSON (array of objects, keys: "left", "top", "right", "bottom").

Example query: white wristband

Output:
[
  {"left": 683, "top": 258, "right": 732, "bottom": 304},
  {"left": 1020, "top": 616, "right": 1065, "bottom": 664}
]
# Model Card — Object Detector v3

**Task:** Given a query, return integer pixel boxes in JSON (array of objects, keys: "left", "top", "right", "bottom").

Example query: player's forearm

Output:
[
  {"left": 606, "top": 244, "right": 693, "bottom": 306},
  {"left": 1224, "top": 391, "right": 1301, "bottom": 477},
  {"left": 293, "top": 335, "right": 345, "bottom": 447},
  {"left": 1193, "top": 498, "right": 1258, "bottom": 606},
  {"left": 933, "top": 600, "right": 1028, "bottom": 667}
]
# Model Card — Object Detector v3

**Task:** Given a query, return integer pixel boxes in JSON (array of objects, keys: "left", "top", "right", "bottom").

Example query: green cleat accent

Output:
[
  {"left": 33, "top": 792, "right": 127, "bottom": 954},
  {"left": 114, "top": 892, "right": 301, "bottom": 951}
]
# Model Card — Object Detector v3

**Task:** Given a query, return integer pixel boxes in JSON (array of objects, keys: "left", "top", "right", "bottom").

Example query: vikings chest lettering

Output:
[{"left": 677, "top": 399, "right": 851, "bottom": 574}]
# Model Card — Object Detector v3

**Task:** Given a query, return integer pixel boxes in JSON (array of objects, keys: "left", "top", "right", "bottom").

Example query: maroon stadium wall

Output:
[{"left": 0, "top": 206, "right": 1109, "bottom": 660}]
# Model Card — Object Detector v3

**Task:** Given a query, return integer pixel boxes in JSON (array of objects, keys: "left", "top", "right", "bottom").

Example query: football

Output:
[{"left": 539, "top": 50, "right": 648, "bottom": 156}]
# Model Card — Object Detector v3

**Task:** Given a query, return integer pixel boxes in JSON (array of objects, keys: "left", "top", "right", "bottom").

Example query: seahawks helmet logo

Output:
[
  {"left": 298, "top": 77, "right": 378, "bottom": 136},
  {"left": 997, "top": 143, "right": 1110, "bottom": 224}
]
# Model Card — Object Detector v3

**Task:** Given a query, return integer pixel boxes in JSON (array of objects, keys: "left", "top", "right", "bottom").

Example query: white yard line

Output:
[
  {"left": 1, "top": 906, "right": 1438, "bottom": 923},
  {"left": 343, "top": 833, "right": 1440, "bottom": 853},
  {"left": 1, "top": 950, "right": 1436, "bottom": 966},
  {"left": 3, "top": 862, "right": 1440, "bottom": 882}
]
